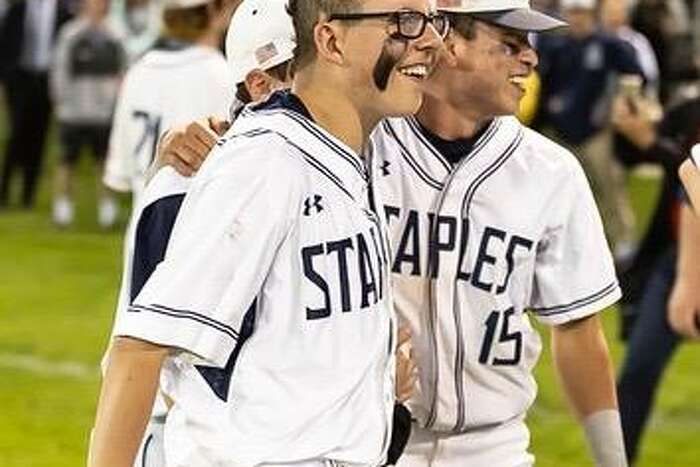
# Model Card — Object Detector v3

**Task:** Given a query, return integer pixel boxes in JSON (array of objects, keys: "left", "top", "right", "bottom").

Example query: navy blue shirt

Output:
[
  {"left": 536, "top": 31, "right": 642, "bottom": 145},
  {"left": 415, "top": 118, "right": 491, "bottom": 165}
]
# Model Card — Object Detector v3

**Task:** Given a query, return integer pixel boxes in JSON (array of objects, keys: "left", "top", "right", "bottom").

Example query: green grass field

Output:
[{"left": 0, "top": 108, "right": 699, "bottom": 466}]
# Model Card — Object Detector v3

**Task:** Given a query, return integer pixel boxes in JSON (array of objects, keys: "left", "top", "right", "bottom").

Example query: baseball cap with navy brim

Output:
[
  {"left": 438, "top": 0, "right": 567, "bottom": 32},
  {"left": 225, "top": 0, "right": 295, "bottom": 85}
]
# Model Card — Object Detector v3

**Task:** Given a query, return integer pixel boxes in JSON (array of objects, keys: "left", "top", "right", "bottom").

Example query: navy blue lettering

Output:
[
  {"left": 302, "top": 244, "right": 331, "bottom": 320},
  {"left": 393, "top": 209, "right": 421, "bottom": 275},
  {"left": 496, "top": 236, "right": 534, "bottom": 294},
  {"left": 428, "top": 216, "right": 457, "bottom": 279},
  {"left": 384, "top": 205, "right": 400, "bottom": 225},
  {"left": 357, "top": 233, "right": 379, "bottom": 308},
  {"left": 456, "top": 218, "right": 471, "bottom": 281},
  {"left": 327, "top": 238, "right": 354, "bottom": 312},
  {"left": 472, "top": 227, "right": 506, "bottom": 292}
]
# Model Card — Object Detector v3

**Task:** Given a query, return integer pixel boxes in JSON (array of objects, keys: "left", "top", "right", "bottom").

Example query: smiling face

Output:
[
  {"left": 339, "top": 0, "right": 444, "bottom": 119},
  {"left": 423, "top": 16, "right": 538, "bottom": 120}
]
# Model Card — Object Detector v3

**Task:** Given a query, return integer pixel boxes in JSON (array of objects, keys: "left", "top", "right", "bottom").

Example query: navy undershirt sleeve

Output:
[{"left": 130, "top": 194, "right": 186, "bottom": 302}]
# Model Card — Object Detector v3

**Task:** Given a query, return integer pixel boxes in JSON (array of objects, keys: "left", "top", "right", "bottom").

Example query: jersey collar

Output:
[{"left": 234, "top": 93, "right": 369, "bottom": 201}]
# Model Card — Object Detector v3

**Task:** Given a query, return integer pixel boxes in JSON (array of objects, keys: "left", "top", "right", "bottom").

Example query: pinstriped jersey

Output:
[
  {"left": 115, "top": 94, "right": 395, "bottom": 467},
  {"left": 369, "top": 115, "right": 621, "bottom": 433}
]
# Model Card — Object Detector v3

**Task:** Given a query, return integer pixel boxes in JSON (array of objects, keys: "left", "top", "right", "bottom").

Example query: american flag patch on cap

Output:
[{"left": 255, "top": 42, "right": 279, "bottom": 65}]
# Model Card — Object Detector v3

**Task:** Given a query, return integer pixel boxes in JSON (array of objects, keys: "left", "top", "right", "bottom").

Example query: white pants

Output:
[{"left": 397, "top": 418, "right": 534, "bottom": 467}]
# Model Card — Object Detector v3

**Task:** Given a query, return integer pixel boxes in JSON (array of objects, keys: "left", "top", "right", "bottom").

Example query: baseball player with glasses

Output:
[
  {"left": 89, "top": 1, "right": 446, "bottom": 467},
  {"left": 159, "top": 1, "right": 626, "bottom": 466},
  {"left": 370, "top": 1, "right": 626, "bottom": 466}
]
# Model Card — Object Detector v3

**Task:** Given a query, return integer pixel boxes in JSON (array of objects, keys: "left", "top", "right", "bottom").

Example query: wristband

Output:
[{"left": 583, "top": 410, "right": 628, "bottom": 467}]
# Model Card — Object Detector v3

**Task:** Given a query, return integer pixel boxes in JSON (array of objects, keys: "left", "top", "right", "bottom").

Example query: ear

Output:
[
  {"left": 313, "top": 20, "right": 346, "bottom": 66},
  {"left": 244, "top": 70, "right": 273, "bottom": 102},
  {"left": 440, "top": 34, "right": 460, "bottom": 68}
]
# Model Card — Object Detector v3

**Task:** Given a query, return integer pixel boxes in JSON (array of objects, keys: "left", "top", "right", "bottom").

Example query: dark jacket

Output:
[{"left": 0, "top": 0, "right": 75, "bottom": 81}]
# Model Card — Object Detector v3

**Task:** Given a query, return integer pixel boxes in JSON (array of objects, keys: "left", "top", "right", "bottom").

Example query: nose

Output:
[
  {"left": 519, "top": 46, "right": 538, "bottom": 71},
  {"left": 413, "top": 18, "right": 444, "bottom": 54}
]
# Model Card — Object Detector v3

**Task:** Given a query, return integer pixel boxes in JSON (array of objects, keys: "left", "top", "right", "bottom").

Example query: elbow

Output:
[{"left": 110, "top": 336, "right": 171, "bottom": 359}]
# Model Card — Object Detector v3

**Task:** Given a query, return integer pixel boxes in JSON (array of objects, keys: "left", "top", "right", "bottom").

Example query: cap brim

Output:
[{"left": 444, "top": 8, "right": 567, "bottom": 32}]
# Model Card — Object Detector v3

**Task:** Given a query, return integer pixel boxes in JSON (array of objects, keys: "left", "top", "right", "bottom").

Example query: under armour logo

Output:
[
  {"left": 380, "top": 161, "right": 391, "bottom": 176},
  {"left": 303, "top": 195, "right": 323, "bottom": 216}
]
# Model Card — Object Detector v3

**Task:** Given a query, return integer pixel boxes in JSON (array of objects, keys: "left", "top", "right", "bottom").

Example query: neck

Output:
[
  {"left": 85, "top": 13, "right": 104, "bottom": 25},
  {"left": 416, "top": 93, "right": 487, "bottom": 140},
  {"left": 293, "top": 70, "right": 374, "bottom": 155},
  {"left": 197, "top": 29, "right": 221, "bottom": 48}
]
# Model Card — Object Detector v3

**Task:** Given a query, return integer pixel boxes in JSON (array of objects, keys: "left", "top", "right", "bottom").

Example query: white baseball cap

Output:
[
  {"left": 559, "top": 0, "right": 597, "bottom": 10},
  {"left": 226, "top": 0, "right": 295, "bottom": 85},
  {"left": 163, "top": 0, "right": 211, "bottom": 11},
  {"left": 437, "top": 0, "right": 567, "bottom": 32}
]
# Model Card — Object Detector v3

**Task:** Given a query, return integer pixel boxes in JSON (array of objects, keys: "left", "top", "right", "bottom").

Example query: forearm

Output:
[
  {"left": 552, "top": 315, "right": 626, "bottom": 467},
  {"left": 667, "top": 204, "right": 700, "bottom": 338},
  {"left": 88, "top": 337, "right": 170, "bottom": 467},
  {"left": 676, "top": 204, "right": 700, "bottom": 280},
  {"left": 552, "top": 315, "right": 617, "bottom": 417}
]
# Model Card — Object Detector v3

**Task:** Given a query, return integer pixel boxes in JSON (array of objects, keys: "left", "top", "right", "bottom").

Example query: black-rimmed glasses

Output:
[{"left": 329, "top": 10, "right": 450, "bottom": 40}]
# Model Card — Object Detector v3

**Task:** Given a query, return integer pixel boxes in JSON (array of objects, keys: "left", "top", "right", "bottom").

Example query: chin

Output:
[
  {"left": 393, "top": 95, "right": 423, "bottom": 117},
  {"left": 381, "top": 87, "right": 423, "bottom": 118}
]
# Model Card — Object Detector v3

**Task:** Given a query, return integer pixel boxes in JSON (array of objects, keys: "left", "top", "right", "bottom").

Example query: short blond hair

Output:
[{"left": 287, "top": 0, "right": 362, "bottom": 69}]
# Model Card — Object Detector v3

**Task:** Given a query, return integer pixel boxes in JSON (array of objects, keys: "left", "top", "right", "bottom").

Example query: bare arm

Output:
[
  {"left": 667, "top": 203, "right": 700, "bottom": 339},
  {"left": 679, "top": 155, "right": 700, "bottom": 213},
  {"left": 88, "top": 337, "right": 170, "bottom": 467},
  {"left": 552, "top": 315, "right": 617, "bottom": 417},
  {"left": 552, "top": 314, "right": 626, "bottom": 467}
]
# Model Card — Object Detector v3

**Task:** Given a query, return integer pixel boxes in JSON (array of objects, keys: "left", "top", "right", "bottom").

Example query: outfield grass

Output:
[{"left": 0, "top": 110, "right": 699, "bottom": 466}]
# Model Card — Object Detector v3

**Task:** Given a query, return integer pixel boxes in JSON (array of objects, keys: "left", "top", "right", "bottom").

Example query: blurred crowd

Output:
[{"left": 0, "top": 0, "right": 699, "bottom": 465}]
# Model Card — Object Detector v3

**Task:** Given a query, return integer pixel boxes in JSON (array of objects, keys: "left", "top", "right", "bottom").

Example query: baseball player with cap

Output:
[
  {"left": 156, "top": 0, "right": 296, "bottom": 174},
  {"left": 368, "top": 1, "right": 626, "bottom": 466},
  {"left": 98, "top": 0, "right": 235, "bottom": 465},
  {"left": 155, "top": 1, "right": 626, "bottom": 466},
  {"left": 89, "top": 0, "right": 446, "bottom": 466}
]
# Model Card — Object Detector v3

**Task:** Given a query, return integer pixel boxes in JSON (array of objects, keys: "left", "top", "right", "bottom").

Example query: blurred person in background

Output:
[
  {"left": 109, "top": 0, "right": 164, "bottom": 64},
  {"left": 0, "top": 0, "right": 75, "bottom": 209},
  {"left": 536, "top": 0, "right": 644, "bottom": 263},
  {"left": 103, "top": 0, "right": 234, "bottom": 206},
  {"left": 631, "top": 0, "right": 694, "bottom": 102},
  {"left": 50, "top": 0, "right": 127, "bottom": 228},
  {"left": 0, "top": 2, "right": 8, "bottom": 24},
  {"left": 601, "top": 0, "right": 660, "bottom": 95},
  {"left": 612, "top": 78, "right": 700, "bottom": 465},
  {"left": 97, "top": 0, "right": 235, "bottom": 462}
]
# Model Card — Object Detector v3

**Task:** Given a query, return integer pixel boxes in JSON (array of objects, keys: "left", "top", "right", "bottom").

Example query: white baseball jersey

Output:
[
  {"left": 369, "top": 115, "right": 621, "bottom": 434},
  {"left": 104, "top": 43, "right": 232, "bottom": 200},
  {"left": 115, "top": 93, "right": 396, "bottom": 467},
  {"left": 104, "top": 167, "right": 191, "bottom": 467},
  {"left": 103, "top": 44, "right": 230, "bottom": 467}
]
